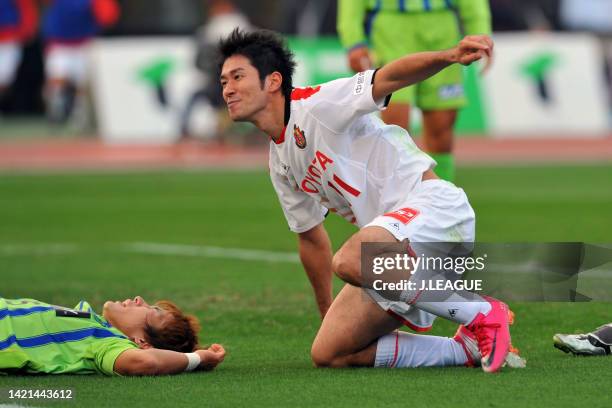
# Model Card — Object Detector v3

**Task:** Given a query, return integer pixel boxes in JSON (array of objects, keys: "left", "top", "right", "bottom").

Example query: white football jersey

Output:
[{"left": 269, "top": 69, "right": 436, "bottom": 233}]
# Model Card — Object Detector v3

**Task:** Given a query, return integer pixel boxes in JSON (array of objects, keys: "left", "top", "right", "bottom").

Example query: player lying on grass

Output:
[
  {"left": 218, "top": 29, "right": 514, "bottom": 373},
  {"left": 554, "top": 323, "right": 612, "bottom": 356},
  {"left": 0, "top": 296, "right": 225, "bottom": 376}
]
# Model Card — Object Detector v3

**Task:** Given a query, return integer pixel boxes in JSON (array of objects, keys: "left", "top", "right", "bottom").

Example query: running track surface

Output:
[{"left": 0, "top": 136, "right": 611, "bottom": 171}]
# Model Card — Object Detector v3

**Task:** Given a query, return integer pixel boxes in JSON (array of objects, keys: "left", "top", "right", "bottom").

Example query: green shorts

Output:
[{"left": 370, "top": 10, "right": 466, "bottom": 110}]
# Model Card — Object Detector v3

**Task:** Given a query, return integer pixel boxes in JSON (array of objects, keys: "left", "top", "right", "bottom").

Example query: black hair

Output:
[{"left": 218, "top": 28, "right": 296, "bottom": 99}]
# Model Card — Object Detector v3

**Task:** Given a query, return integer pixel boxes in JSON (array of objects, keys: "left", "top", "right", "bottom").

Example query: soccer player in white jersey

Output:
[{"left": 218, "top": 29, "right": 513, "bottom": 373}]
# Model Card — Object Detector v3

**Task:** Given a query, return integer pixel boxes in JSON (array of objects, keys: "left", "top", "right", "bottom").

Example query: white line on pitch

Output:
[
  {"left": 0, "top": 243, "right": 79, "bottom": 256},
  {"left": 122, "top": 242, "right": 300, "bottom": 264}
]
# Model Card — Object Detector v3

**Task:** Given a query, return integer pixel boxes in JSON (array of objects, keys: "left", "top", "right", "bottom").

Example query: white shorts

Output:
[
  {"left": 366, "top": 179, "right": 476, "bottom": 246},
  {"left": 0, "top": 42, "right": 22, "bottom": 86},
  {"left": 45, "top": 45, "right": 90, "bottom": 85},
  {"left": 364, "top": 179, "right": 476, "bottom": 331}
]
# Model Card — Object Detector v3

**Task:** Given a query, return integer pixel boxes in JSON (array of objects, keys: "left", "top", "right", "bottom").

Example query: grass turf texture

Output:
[{"left": 0, "top": 165, "right": 611, "bottom": 408}]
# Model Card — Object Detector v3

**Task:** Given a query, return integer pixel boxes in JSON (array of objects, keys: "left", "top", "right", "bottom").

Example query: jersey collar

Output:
[
  {"left": 270, "top": 92, "right": 292, "bottom": 145},
  {"left": 271, "top": 86, "right": 322, "bottom": 144}
]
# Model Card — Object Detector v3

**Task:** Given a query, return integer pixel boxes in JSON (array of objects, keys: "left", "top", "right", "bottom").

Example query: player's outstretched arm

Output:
[
  {"left": 114, "top": 344, "right": 226, "bottom": 376},
  {"left": 372, "top": 35, "right": 493, "bottom": 101}
]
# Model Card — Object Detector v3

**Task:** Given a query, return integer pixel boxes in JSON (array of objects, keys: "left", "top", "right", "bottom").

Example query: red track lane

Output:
[{"left": 0, "top": 136, "right": 610, "bottom": 171}]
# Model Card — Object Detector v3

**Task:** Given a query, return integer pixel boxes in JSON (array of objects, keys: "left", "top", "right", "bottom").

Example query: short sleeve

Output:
[
  {"left": 307, "top": 70, "right": 390, "bottom": 134},
  {"left": 269, "top": 163, "right": 327, "bottom": 234},
  {"left": 90, "top": 338, "right": 138, "bottom": 376}
]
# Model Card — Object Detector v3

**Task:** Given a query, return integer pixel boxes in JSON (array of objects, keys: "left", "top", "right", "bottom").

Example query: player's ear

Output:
[
  {"left": 132, "top": 337, "right": 153, "bottom": 349},
  {"left": 266, "top": 72, "right": 283, "bottom": 93}
]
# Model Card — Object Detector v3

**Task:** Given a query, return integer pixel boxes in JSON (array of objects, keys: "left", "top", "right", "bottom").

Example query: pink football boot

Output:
[{"left": 463, "top": 296, "right": 512, "bottom": 373}]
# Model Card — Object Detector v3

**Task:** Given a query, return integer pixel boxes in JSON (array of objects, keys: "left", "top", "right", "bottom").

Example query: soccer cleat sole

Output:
[
  {"left": 553, "top": 334, "right": 607, "bottom": 356},
  {"left": 553, "top": 335, "right": 574, "bottom": 354}
]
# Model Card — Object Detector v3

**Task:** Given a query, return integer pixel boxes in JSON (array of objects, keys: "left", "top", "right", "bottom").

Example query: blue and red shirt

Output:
[
  {"left": 42, "top": 0, "right": 119, "bottom": 44},
  {"left": 0, "top": 0, "right": 37, "bottom": 42}
]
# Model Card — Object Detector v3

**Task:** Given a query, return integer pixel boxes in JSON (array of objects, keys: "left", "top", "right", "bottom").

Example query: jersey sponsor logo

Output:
[
  {"left": 448, "top": 308, "right": 458, "bottom": 318},
  {"left": 293, "top": 125, "right": 307, "bottom": 149},
  {"left": 54, "top": 307, "right": 91, "bottom": 319},
  {"left": 301, "top": 151, "right": 334, "bottom": 194},
  {"left": 299, "top": 150, "right": 362, "bottom": 202},
  {"left": 354, "top": 71, "right": 367, "bottom": 95},
  {"left": 384, "top": 208, "right": 420, "bottom": 224}
]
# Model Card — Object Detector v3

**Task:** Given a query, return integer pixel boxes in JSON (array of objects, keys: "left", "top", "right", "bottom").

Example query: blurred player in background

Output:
[
  {"left": 337, "top": 0, "right": 492, "bottom": 182},
  {"left": 182, "top": 0, "right": 252, "bottom": 140},
  {"left": 217, "top": 29, "right": 517, "bottom": 373},
  {"left": 41, "top": 0, "right": 120, "bottom": 127},
  {"left": 0, "top": 0, "right": 37, "bottom": 107},
  {"left": 0, "top": 295, "right": 225, "bottom": 375},
  {"left": 554, "top": 323, "right": 612, "bottom": 356}
]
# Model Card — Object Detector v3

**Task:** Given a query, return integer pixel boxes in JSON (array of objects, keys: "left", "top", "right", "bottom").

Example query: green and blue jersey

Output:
[
  {"left": 338, "top": 0, "right": 492, "bottom": 50},
  {"left": 0, "top": 297, "right": 137, "bottom": 375}
]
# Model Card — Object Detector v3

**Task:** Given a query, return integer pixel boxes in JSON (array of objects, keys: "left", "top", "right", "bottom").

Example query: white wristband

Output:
[{"left": 185, "top": 352, "right": 201, "bottom": 372}]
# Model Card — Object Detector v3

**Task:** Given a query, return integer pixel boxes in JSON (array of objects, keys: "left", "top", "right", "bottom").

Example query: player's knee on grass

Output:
[
  {"left": 311, "top": 327, "right": 345, "bottom": 368},
  {"left": 311, "top": 342, "right": 347, "bottom": 368}
]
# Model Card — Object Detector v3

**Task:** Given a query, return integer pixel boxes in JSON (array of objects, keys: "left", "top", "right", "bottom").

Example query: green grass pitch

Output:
[{"left": 0, "top": 164, "right": 610, "bottom": 407}]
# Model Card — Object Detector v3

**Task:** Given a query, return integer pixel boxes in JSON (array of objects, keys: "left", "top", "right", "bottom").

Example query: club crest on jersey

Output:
[{"left": 293, "top": 124, "right": 307, "bottom": 149}]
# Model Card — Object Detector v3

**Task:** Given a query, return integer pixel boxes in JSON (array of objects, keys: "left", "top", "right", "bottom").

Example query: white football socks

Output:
[
  {"left": 410, "top": 295, "right": 492, "bottom": 325},
  {"left": 397, "top": 267, "right": 493, "bottom": 325},
  {"left": 375, "top": 331, "right": 468, "bottom": 368}
]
